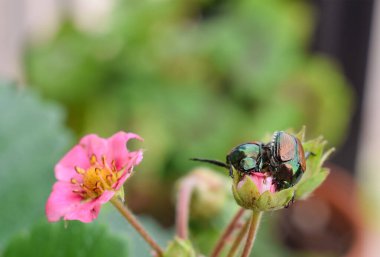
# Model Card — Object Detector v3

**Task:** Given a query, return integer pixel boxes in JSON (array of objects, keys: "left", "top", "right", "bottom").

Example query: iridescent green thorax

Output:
[{"left": 227, "top": 142, "right": 263, "bottom": 174}]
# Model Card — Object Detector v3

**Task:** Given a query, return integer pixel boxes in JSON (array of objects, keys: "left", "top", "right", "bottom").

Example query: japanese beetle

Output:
[
  {"left": 226, "top": 142, "right": 264, "bottom": 177},
  {"left": 265, "top": 131, "right": 306, "bottom": 190},
  {"left": 191, "top": 131, "right": 308, "bottom": 191}
]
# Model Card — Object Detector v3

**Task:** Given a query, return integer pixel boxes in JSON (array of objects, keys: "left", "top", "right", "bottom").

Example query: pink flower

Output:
[
  {"left": 237, "top": 172, "right": 276, "bottom": 194},
  {"left": 46, "top": 131, "right": 143, "bottom": 223}
]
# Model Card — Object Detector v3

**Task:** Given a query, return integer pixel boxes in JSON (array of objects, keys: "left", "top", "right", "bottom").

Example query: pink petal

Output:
[
  {"left": 96, "top": 190, "right": 115, "bottom": 204},
  {"left": 63, "top": 202, "right": 101, "bottom": 223},
  {"left": 64, "top": 191, "right": 114, "bottom": 223},
  {"left": 245, "top": 173, "right": 276, "bottom": 194},
  {"left": 46, "top": 182, "right": 115, "bottom": 223},
  {"left": 113, "top": 152, "right": 143, "bottom": 190},
  {"left": 55, "top": 145, "right": 89, "bottom": 182},
  {"left": 114, "top": 170, "right": 131, "bottom": 190},
  {"left": 79, "top": 134, "right": 108, "bottom": 161},
  {"left": 46, "top": 181, "right": 83, "bottom": 222},
  {"left": 106, "top": 131, "right": 143, "bottom": 169}
]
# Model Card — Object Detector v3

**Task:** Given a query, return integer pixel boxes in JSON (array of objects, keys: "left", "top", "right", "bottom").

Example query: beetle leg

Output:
[
  {"left": 256, "top": 155, "right": 263, "bottom": 172},
  {"left": 285, "top": 191, "right": 296, "bottom": 208},
  {"left": 229, "top": 165, "right": 234, "bottom": 178},
  {"left": 305, "top": 151, "right": 316, "bottom": 159}
]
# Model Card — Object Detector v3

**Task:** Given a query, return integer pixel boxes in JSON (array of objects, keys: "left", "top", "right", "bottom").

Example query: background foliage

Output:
[
  {"left": 0, "top": 84, "right": 72, "bottom": 246},
  {"left": 0, "top": 0, "right": 353, "bottom": 256}
]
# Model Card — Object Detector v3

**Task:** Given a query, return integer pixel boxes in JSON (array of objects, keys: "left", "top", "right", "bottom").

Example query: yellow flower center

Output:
[{"left": 71, "top": 155, "right": 123, "bottom": 199}]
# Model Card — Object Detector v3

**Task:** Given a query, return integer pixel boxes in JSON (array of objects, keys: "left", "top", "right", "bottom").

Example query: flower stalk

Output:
[
  {"left": 240, "top": 211, "right": 262, "bottom": 257},
  {"left": 210, "top": 208, "right": 246, "bottom": 257},
  {"left": 110, "top": 197, "right": 164, "bottom": 257},
  {"left": 176, "top": 177, "right": 196, "bottom": 239},
  {"left": 226, "top": 217, "right": 250, "bottom": 257}
]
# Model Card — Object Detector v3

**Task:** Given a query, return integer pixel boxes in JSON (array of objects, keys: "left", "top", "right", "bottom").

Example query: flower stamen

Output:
[
  {"left": 102, "top": 155, "right": 107, "bottom": 166},
  {"left": 106, "top": 175, "right": 114, "bottom": 184},
  {"left": 75, "top": 166, "right": 85, "bottom": 174},
  {"left": 111, "top": 160, "right": 116, "bottom": 171},
  {"left": 80, "top": 183, "right": 98, "bottom": 198},
  {"left": 94, "top": 181, "right": 104, "bottom": 194},
  {"left": 90, "top": 154, "right": 97, "bottom": 165},
  {"left": 71, "top": 155, "right": 124, "bottom": 199}
]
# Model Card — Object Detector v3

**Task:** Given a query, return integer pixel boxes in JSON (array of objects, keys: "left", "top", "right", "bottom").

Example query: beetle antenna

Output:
[{"left": 190, "top": 158, "right": 230, "bottom": 169}]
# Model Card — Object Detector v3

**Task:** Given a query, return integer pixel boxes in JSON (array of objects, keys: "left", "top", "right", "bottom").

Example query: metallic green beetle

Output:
[
  {"left": 226, "top": 142, "right": 264, "bottom": 177},
  {"left": 266, "top": 131, "right": 306, "bottom": 190},
  {"left": 191, "top": 131, "right": 308, "bottom": 191}
]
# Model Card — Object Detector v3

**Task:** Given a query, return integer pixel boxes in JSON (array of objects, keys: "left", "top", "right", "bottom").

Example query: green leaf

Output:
[
  {"left": 2, "top": 221, "right": 129, "bottom": 257},
  {"left": 0, "top": 83, "right": 73, "bottom": 246}
]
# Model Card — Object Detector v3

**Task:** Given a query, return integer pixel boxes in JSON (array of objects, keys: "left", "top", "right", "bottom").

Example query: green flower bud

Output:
[
  {"left": 164, "top": 237, "right": 196, "bottom": 257},
  {"left": 177, "top": 168, "right": 229, "bottom": 219},
  {"left": 231, "top": 167, "right": 295, "bottom": 211}
]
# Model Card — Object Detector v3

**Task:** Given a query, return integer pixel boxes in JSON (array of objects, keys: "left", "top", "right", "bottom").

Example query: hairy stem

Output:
[
  {"left": 210, "top": 208, "right": 246, "bottom": 257},
  {"left": 226, "top": 217, "right": 250, "bottom": 257},
  {"left": 176, "top": 178, "right": 196, "bottom": 239},
  {"left": 241, "top": 211, "right": 262, "bottom": 257},
  {"left": 111, "top": 198, "right": 164, "bottom": 257}
]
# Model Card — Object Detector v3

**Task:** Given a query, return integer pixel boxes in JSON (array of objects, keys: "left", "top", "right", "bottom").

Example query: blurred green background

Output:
[{"left": 0, "top": 0, "right": 355, "bottom": 256}]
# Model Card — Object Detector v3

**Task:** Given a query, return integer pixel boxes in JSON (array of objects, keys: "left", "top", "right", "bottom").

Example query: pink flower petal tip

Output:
[
  {"left": 238, "top": 172, "right": 276, "bottom": 194},
  {"left": 46, "top": 131, "right": 143, "bottom": 223}
]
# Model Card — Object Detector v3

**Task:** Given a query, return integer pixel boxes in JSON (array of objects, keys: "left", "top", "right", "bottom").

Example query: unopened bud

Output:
[
  {"left": 164, "top": 237, "right": 196, "bottom": 257},
  {"left": 178, "top": 167, "right": 228, "bottom": 219},
  {"left": 231, "top": 167, "right": 295, "bottom": 211}
]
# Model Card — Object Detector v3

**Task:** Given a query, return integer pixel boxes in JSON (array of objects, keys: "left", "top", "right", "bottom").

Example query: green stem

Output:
[
  {"left": 110, "top": 198, "right": 164, "bottom": 257},
  {"left": 240, "top": 211, "right": 262, "bottom": 257},
  {"left": 210, "top": 208, "right": 246, "bottom": 257},
  {"left": 226, "top": 217, "right": 250, "bottom": 257}
]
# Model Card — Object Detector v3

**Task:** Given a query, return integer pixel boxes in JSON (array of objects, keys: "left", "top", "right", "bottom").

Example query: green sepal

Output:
[
  {"left": 295, "top": 125, "right": 306, "bottom": 142},
  {"left": 295, "top": 168, "right": 329, "bottom": 199},
  {"left": 232, "top": 165, "right": 243, "bottom": 186},
  {"left": 164, "top": 237, "right": 196, "bottom": 257},
  {"left": 294, "top": 131, "right": 334, "bottom": 200},
  {"left": 114, "top": 186, "right": 125, "bottom": 202},
  {"left": 257, "top": 187, "right": 294, "bottom": 211},
  {"left": 231, "top": 169, "right": 260, "bottom": 209}
]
